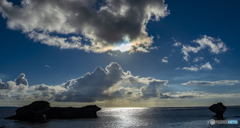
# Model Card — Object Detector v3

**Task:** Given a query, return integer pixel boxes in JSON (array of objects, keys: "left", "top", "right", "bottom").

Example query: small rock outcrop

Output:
[
  {"left": 208, "top": 102, "right": 227, "bottom": 118},
  {"left": 5, "top": 101, "right": 101, "bottom": 122}
]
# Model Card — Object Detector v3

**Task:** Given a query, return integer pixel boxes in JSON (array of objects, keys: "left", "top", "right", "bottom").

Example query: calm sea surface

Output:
[{"left": 0, "top": 107, "right": 240, "bottom": 128}]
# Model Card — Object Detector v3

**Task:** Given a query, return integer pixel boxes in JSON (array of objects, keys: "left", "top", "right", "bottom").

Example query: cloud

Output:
[
  {"left": 200, "top": 62, "right": 212, "bottom": 70},
  {"left": 164, "top": 91, "right": 207, "bottom": 98},
  {"left": 149, "top": 46, "right": 159, "bottom": 50},
  {"left": 6, "top": 68, "right": 238, "bottom": 102},
  {"left": 182, "top": 62, "right": 212, "bottom": 72},
  {"left": 172, "top": 38, "right": 182, "bottom": 47},
  {"left": 157, "top": 90, "right": 212, "bottom": 99},
  {"left": 45, "top": 65, "right": 51, "bottom": 68},
  {"left": 0, "top": 74, "right": 28, "bottom": 100},
  {"left": 140, "top": 80, "right": 168, "bottom": 99},
  {"left": 0, "top": 0, "right": 169, "bottom": 53},
  {"left": 193, "top": 57, "right": 203, "bottom": 62},
  {"left": 214, "top": 58, "right": 220, "bottom": 63},
  {"left": 54, "top": 62, "right": 126, "bottom": 102},
  {"left": 182, "top": 80, "right": 240, "bottom": 86},
  {"left": 0, "top": 62, "right": 171, "bottom": 102},
  {"left": 181, "top": 35, "right": 228, "bottom": 61},
  {"left": 183, "top": 66, "right": 199, "bottom": 72},
  {"left": 15, "top": 73, "right": 28, "bottom": 86},
  {"left": 161, "top": 56, "right": 168, "bottom": 63}
]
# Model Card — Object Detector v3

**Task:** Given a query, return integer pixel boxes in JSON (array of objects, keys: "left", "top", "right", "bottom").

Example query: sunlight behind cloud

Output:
[{"left": 113, "top": 43, "right": 133, "bottom": 52}]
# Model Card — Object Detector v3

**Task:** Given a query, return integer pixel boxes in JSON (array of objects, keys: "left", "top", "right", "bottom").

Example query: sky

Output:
[{"left": 0, "top": 0, "right": 240, "bottom": 107}]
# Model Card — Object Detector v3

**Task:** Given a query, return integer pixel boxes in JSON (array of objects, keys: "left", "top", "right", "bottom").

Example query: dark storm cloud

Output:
[{"left": 0, "top": 0, "right": 169, "bottom": 52}]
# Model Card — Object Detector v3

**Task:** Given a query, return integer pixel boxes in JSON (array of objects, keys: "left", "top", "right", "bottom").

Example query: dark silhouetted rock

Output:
[
  {"left": 5, "top": 101, "right": 101, "bottom": 122},
  {"left": 209, "top": 102, "right": 227, "bottom": 118},
  {"left": 45, "top": 105, "right": 101, "bottom": 119},
  {"left": 5, "top": 101, "right": 50, "bottom": 122}
]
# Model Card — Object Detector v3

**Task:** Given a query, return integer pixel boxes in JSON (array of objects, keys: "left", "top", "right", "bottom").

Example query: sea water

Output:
[{"left": 0, "top": 107, "right": 240, "bottom": 128}]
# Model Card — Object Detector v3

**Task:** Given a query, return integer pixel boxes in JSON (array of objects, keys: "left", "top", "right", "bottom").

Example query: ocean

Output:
[{"left": 0, "top": 106, "right": 240, "bottom": 128}]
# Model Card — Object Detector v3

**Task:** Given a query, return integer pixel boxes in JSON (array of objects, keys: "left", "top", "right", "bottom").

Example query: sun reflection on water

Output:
[{"left": 100, "top": 107, "right": 151, "bottom": 127}]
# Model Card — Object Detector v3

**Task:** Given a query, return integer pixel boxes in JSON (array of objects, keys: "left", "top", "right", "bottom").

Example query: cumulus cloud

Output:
[
  {"left": 181, "top": 35, "right": 228, "bottom": 61},
  {"left": 0, "top": 74, "right": 29, "bottom": 100},
  {"left": 0, "top": 0, "right": 169, "bottom": 53},
  {"left": 161, "top": 56, "right": 168, "bottom": 63},
  {"left": 183, "top": 62, "right": 212, "bottom": 71},
  {"left": 15, "top": 73, "right": 28, "bottom": 86},
  {"left": 0, "top": 73, "right": 28, "bottom": 92},
  {"left": 140, "top": 80, "right": 168, "bottom": 99},
  {"left": 0, "top": 62, "right": 171, "bottom": 102},
  {"left": 200, "top": 62, "right": 212, "bottom": 70},
  {"left": 182, "top": 80, "right": 240, "bottom": 86},
  {"left": 55, "top": 63, "right": 126, "bottom": 102}
]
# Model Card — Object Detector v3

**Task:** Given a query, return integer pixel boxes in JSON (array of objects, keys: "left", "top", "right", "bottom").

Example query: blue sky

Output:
[{"left": 0, "top": 0, "right": 240, "bottom": 107}]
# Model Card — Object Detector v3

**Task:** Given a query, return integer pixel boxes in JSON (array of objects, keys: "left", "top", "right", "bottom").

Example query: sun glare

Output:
[{"left": 113, "top": 43, "right": 133, "bottom": 52}]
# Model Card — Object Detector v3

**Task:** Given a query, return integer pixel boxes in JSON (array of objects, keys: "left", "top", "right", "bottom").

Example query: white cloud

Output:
[
  {"left": 182, "top": 80, "right": 240, "bottom": 86},
  {"left": 0, "top": 74, "right": 28, "bottom": 100},
  {"left": 163, "top": 91, "right": 207, "bottom": 98},
  {"left": 214, "top": 58, "right": 220, "bottom": 63},
  {"left": 183, "top": 66, "right": 199, "bottom": 72},
  {"left": 163, "top": 91, "right": 240, "bottom": 99},
  {"left": 181, "top": 35, "right": 228, "bottom": 61},
  {"left": 0, "top": 62, "right": 170, "bottom": 102},
  {"left": 4, "top": 69, "right": 238, "bottom": 102},
  {"left": 200, "top": 62, "right": 212, "bottom": 70},
  {"left": 0, "top": 0, "right": 169, "bottom": 53},
  {"left": 193, "top": 57, "right": 203, "bottom": 62},
  {"left": 172, "top": 38, "right": 182, "bottom": 47},
  {"left": 161, "top": 57, "right": 168, "bottom": 63},
  {"left": 182, "top": 62, "right": 212, "bottom": 71}
]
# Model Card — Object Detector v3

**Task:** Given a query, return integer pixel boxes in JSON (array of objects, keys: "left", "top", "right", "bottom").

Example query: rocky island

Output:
[
  {"left": 209, "top": 102, "right": 227, "bottom": 118},
  {"left": 5, "top": 101, "right": 101, "bottom": 122}
]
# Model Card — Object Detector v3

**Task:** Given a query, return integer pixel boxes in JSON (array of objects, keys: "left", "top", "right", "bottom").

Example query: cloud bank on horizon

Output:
[
  {"left": 0, "top": 0, "right": 169, "bottom": 53},
  {"left": 0, "top": 62, "right": 239, "bottom": 103},
  {"left": 0, "top": 62, "right": 170, "bottom": 102}
]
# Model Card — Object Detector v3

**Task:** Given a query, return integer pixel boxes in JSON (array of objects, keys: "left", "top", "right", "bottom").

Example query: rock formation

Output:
[
  {"left": 5, "top": 101, "right": 101, "bottom": 122},
  {"left": 46, "top": 105, "right": 101, "bottom": 119},
  {"left": 208, "top": 102, "right": 227, "bottom": 118}
]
